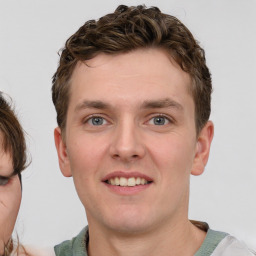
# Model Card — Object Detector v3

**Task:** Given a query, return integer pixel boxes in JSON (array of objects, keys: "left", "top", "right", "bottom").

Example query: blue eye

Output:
[
  {"left": 88, "top": 117, "right": 106, "bottom": 126},
  {"left": 0, "top": 177, "right": 9, "bottom": 186},
  {"left": 150, "top": 116, "right": 169, "bottom": 125}
]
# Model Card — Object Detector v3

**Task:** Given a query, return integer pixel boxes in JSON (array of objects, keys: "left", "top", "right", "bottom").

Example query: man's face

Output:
[{"left": 55, "top": 48, "right": 213, "bottom": 234}]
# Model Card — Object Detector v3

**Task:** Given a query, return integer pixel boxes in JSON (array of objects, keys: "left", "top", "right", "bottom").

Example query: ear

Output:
[
  {"left": 54, "top": 127, "right": 72, "bottom": 177},
  {"left": 191, "top": 121, "right": 214, "bottom": 176}
]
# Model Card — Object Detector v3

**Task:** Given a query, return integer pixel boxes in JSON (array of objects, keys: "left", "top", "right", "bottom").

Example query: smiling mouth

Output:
[{"left": 105, "top": 177, "right": 152, "bottom": 187}]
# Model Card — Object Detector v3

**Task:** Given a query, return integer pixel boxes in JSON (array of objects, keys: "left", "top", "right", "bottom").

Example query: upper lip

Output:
[{"left": 102, "top": 171, "right": 153, "bottom": 182}]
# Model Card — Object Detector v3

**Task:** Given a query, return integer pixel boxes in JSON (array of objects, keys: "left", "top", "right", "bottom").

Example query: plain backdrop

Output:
[{"left": 0, "top": 0, "right": 255, "bottom": 250}]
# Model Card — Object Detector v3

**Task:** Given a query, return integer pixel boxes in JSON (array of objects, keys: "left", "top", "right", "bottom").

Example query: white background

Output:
[{"left": 0, "top": 0, "right": 255, "bottom": 251}]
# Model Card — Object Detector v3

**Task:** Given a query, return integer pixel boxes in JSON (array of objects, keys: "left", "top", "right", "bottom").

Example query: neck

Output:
[{"left": 87, "top": 219, "right": 206, "bottom": 256}]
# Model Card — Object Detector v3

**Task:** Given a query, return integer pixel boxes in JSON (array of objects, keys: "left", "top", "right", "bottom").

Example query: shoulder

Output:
[
  {"left": 195, "top": 229, "right": 229, "bottom": 256},
  {"left": 195, "top": 227, "right": 255, "bottom": 256},
  {"left": 10, "top": 246, "right": 55, "bottom": 256},
  {"left": 212, "top": 235, "right": 255, "bottom": 256},
  {"left": 54, "top": 227, "right": 88, "bottom": 256}
]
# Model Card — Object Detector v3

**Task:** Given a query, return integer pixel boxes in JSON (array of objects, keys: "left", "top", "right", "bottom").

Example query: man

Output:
[{"left": 52, "top": 5, "right": 254, "bottom": 256}]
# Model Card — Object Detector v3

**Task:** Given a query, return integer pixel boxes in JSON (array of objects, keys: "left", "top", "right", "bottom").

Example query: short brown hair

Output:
[
  {"left": 52, "top": 5, "right": 212, "bottom": 134},
  {"left": 0, "top": 93, "right": 27, "bottom": 176}
]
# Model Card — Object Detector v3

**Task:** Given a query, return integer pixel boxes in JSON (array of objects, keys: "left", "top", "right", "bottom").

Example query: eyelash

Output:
[
  {"left": 83, "top": 115, "right": 108, "bottom": 126},
  {"left": 82, "top": 113, "right": 173, "bottom": 127},
  {"left": 0, "top": 177, "right": 10, "bottom": 186},
  {"left": 147, "top": 114, "right": 173, "bottom": 125}
]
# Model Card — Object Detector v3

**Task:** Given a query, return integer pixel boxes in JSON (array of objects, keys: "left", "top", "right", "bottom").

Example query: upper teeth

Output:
[{"left": 108, "top": 177, "right": 149, "bottom": 186}]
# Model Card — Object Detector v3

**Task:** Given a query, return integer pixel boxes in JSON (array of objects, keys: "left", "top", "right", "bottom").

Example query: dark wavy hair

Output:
[
  {"left": 0, "top": 93, "right": 27, "bottom": 178},
  {"left": 52, "top": 4, "right": 212, "bottom": 135},
  {"left": 0, "top": 92, "right": 29, "bottom": 255}
]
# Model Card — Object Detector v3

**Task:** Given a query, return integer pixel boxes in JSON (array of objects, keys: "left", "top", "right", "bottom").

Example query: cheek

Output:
[
  {"left": 8, "top": 179, "right": 22, "bottom": 218},
  {"left": 68, "top": 138, "right": 106, "bottom": 176},
  {"left": 67, "top": 137, "right": 107, "bottom": 196},
  {"left": 0, "top": 180, "right": 22, "bottom": 243},
  {"left": 150, "top": 136, "right": 196, "bottom": 172},
  {"left": 150, "top": 137, "right": 193, "bottom": 205}
]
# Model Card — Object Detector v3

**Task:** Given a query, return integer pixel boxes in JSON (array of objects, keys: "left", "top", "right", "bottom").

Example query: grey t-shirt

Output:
[{"left": 54, "top": 226, "right": 254, "bottom": 256}]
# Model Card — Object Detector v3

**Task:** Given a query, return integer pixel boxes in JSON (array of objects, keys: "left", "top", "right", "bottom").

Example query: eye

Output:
[
  {"left": 87, "top": 116, "right": 107, "bottom": 126},
  {"left": 149, "top": 115, "right": 170, "bottom": 126},
  {"left": 0, "top": 176, "right": 9, "bottom": 186}
]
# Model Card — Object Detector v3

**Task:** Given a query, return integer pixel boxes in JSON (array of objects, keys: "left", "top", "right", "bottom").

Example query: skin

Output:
[
  {"left": 55, "top": 48, "right": 214, "bottom": 256},
  {"left": 0, "top": 133, "right": 22, "bottom": 255}
]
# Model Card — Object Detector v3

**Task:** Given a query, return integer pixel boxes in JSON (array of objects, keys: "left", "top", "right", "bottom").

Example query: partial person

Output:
[
  {"left": 0, "top": 93, "right": 53, "bottom": 256},
  {"left": 52, "top": 5, "right": 255, "bottom": 255},
  {"left": 0, "top": 92, "right": 28, "bottom": 256}
]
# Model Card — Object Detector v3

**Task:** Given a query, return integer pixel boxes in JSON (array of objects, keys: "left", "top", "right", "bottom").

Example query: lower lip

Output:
[{"left": 103, "top": 182, "right": 152, "bottom": 195}]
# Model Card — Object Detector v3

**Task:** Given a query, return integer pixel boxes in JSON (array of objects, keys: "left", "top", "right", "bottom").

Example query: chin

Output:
[
  {"left": 87, "top": 202, "right": 162, "bottom": 235},
  {"left": 108, "top": 221, "right": 152, "bottom": 235},
  {"left": 103, "top": 210, "right": 156, "bottom": 235}
]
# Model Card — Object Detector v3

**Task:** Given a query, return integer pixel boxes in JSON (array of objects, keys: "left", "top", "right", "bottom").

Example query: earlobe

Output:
[
  {"left": 191, "top": 121, "right": 214, "bottom": 176},
  {"left": 54, "top": 127, "right": 72, "bottom": 177}
]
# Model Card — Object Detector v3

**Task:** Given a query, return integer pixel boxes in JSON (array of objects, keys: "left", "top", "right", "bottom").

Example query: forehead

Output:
[
  {"left": 0, "top": 131, "right": 5, "bottom": 152},
  {"left": 0, "top": 129, "right": 9, "bottom": 152},
  {"left": 0, "top": 132, "right": 13, "bottom": 175},
  {"left": 0, "top": 130, "right": 12, "bottom": 158},
  {"left": 68, "top": 48, "right": 193, "bottom": 108}
]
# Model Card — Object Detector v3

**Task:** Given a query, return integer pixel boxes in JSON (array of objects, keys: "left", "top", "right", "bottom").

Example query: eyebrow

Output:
[
  {"left": 141, "top": 98, "right": 183, "bottom": 110},
  {"left": 75, "top": 100, "right": 111, "bottom": 112},
  {"left": 75, "top": 98, "right": 183, "bottom": 112}
]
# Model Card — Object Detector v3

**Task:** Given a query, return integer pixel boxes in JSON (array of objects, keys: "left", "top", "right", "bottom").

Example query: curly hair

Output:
[
  {"left": 52, "top": 5, "right": 212, "bottom": 135},
  {"left": 0, "top": 93, "right": 27, "bottom": 178}
]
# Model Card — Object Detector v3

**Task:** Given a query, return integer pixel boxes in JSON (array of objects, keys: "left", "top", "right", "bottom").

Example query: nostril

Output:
[{"left": 109, "top": 141, "right": 146, "bottom": 161}]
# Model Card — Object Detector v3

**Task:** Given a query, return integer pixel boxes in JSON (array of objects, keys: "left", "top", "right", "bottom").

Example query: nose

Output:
[{"left": 109, "top": 119, "right": 146, "bottom": 162}]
